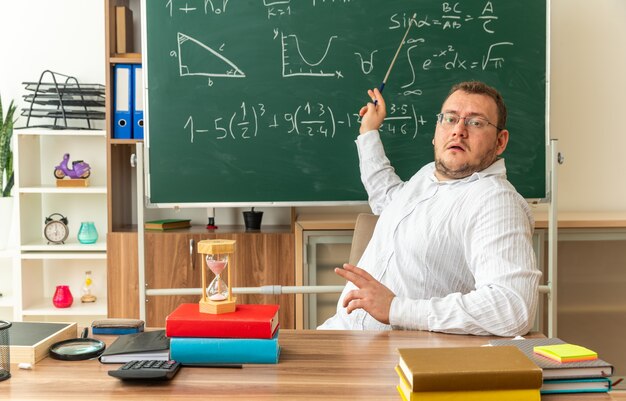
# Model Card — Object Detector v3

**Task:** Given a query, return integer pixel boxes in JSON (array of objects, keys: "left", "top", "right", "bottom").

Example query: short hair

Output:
[{"left": 446, "top": 81, "right": 507, "bottom": 130}]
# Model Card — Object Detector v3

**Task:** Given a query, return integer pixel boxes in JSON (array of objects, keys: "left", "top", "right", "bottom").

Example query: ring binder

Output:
[
  {"left": 113, "top": 64, "right": 133, "bottom": 139},
  {"left": 132, "top": 64, "right": 144, "bottom": 139}
]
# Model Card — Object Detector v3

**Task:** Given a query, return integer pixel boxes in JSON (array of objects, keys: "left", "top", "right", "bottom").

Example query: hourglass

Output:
[{"left": 198, "top": 239, "right": 237, "bottom": 314}]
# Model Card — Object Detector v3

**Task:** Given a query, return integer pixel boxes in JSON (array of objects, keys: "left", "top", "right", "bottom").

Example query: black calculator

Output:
[{"left": 108, "top": 360, "right": 181, "bottom": 381}]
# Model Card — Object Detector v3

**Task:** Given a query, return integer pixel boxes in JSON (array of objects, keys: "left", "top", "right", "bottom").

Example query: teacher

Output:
[{"left": 318, "top": 81, "right": 541, "bottom": 336}]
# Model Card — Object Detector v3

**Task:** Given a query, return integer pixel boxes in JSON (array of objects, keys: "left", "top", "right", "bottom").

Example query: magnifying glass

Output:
[{"left": 49, "top": 327, "right": 106, "bottom": 361}]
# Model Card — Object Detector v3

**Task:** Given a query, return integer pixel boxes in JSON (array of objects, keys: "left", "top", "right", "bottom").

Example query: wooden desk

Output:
[{"left": 4, "top": 330, "right": 622, "bottom": 400}]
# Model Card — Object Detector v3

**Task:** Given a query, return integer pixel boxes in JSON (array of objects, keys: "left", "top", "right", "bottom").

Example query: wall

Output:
[
  {"left": 0, "top": 0, "right": 105, "bottom": 124},
  {"left": 550, "top": 0, "right": 626, "bottom": 212},
  {"left": 1, "top": 1, "right": 625, "bottom": 220}
]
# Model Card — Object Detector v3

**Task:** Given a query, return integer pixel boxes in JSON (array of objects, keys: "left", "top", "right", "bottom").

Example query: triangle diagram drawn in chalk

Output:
[{"left": 177, "top": 32, "right": 246, "bottom": 78}]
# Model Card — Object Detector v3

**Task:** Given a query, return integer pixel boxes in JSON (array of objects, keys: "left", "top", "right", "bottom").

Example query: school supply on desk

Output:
[
  {"left": 91, "top": 318, "right": 145, "bottom": 335},
  {"left": 396, "top": 346, "right": 542, "bottom": 393},
  {"left": 489, "top": 338, "right": 614, "bottom": 380},
  {"left": 108, "top": 359, "right": 181, "bottom": 381},
  {"left": 7, "top": 321, "right": 77, "bottom": 365},
  {"left": 533, "top": 343, "right": 597, "bottom": 363},
  {"left": 49, "top": 327, "right": 106, "bottom": 361},
  {"left": 170, "top": 329, "right": 280, "bottom": 365},
  {"left": 395, "top": 365, "right": 540, "bottom": 401},
  {"left": 98, "top": 330, "right": 169, "bottom": 364},
  {"left": 144, "top": 219, "right": 191, "bottom": 231},
  {"left": 540, "top": 377, "right": 612, "bottom": 395},
  {"left": 166, "top": 303, "right": 279, "bottom": 339}
]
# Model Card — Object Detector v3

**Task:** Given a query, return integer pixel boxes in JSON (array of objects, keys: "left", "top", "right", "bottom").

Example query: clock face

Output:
[{"left": 44, "top": 221, "right": 69, "bottom": 244}]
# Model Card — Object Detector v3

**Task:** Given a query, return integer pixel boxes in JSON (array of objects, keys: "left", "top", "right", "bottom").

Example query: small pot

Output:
[{"left": 243, "top": 210, "right": 263, "bottom": 231}]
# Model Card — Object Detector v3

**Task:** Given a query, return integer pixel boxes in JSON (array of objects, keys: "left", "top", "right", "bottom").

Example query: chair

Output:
[{"left": 348, "top": 213, "right": 379, "bottom": 266}]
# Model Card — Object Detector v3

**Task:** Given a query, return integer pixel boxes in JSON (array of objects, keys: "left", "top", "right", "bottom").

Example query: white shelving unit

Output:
[
  {"left": 11, "top": 128, "right": 108, "bottom": 324},
  {"left": 0, "top": 249, "right": 16, "bottom": 320}
]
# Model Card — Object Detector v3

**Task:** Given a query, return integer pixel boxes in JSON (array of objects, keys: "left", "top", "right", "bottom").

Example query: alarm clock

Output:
[{"left": 44, "top": 213, "right": 69, "bottom": 244}]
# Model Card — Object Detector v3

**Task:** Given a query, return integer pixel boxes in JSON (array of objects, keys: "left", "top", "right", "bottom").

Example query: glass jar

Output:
[
  {"left": 52, "top": 285, "right": 73, "bottom": 308},
  {"left": 77, "top": 221, "right": 98, "bottom": 244}
]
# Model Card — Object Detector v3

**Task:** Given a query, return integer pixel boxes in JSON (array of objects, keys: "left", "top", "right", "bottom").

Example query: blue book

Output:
[
  {"left": 541, "top": 378, "right": 612, "bottom": 394},
  {"left": 92, "top": 326, "right": 143, "bottom": 335},
  {"left": 170, "top": 330, "right": 280, "bottom": 365}
]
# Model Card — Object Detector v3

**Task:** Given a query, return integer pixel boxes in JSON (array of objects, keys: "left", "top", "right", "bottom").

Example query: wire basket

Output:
[{"left": 0, "top": 320, "right": 10, "bottom": 381}]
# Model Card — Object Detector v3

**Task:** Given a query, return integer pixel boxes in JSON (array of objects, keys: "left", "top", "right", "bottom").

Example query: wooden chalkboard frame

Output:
[{"left": 141, "top": 0, "right": 550, "bottom": 207}]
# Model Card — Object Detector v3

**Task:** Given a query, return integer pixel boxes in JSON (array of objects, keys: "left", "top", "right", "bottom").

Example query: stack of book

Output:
[
  {"left": 165, "top": 303, "right": 280, "bottom": 365},
  {"left": 490, "top": 338, "right": 614, "bottom": 395},
  {"left": 395, "top": 346, "right": 543, "bottom": 401}
]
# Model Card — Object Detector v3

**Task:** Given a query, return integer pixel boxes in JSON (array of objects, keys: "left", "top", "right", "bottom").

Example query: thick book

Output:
[
  {"left": 166, "top": 303, "right": 280, "bottom": 339},
  {"left": 489, "top": 338, "right": 614, "bottom": 380},
  {"left": 396, "top": 366, "right": 540, "bottom": 401},
  {"left": 170, "top": 329, "right": 280, "bottom": 365},
  {"left": 144, "top": 219, "right": 191, "bottom": 230},
  {"left": 8, "top": 321, "right": 77, "bottom": 364},
  {"left": 98, "top": 330, "right": 170, "bottom": 363},
  {"left": 397, "top": 346, "right": 542, "bottom": 392}
]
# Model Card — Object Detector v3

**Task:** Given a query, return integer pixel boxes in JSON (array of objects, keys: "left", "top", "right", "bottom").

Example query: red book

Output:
[{"left": 165, "top": 303, "right": 280, "bottom": 339}]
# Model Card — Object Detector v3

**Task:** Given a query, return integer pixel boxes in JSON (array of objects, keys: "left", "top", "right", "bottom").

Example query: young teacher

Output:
[{"left": 319, "top": 81, "right": 541, "bottom": 336}]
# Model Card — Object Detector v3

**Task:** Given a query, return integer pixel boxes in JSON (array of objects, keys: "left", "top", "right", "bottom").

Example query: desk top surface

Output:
[{"left": 5, "top": 330, "right": 622, "bottom": 400}]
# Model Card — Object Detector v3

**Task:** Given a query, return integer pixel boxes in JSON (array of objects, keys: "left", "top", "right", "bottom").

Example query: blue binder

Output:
[
  {"left": 132, "top": 64, "right": 144, "bottom": 139},
  {"left": 113, "top": 64, "right": 133, "bottom": 139}
]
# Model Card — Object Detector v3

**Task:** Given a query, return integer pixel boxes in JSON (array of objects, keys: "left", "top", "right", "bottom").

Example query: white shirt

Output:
[{"left": 318, "top": 130, "right": 541, "bottom": 336}]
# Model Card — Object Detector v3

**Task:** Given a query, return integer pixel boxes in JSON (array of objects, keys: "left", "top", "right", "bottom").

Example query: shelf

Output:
[
  {"left": 16, "top": 128, "right": 106, "bottom": 137},
  {"left": 20, "top": 241, "right": 107, "bottom": 253},
  {"left": 109, "top": 138, "right": 142, "bottom": 144},
  {"left": 22, "top": 298, "right": 107, "bottom": 316},
  {"left": 110, "top": 54, "right": 142, "bottom": 64},
  {"left": 19, "top": 186, "right": 107, "bottom": 194},
  {"left": 20, "top": 251, "right": 107, "bottom": 260}
]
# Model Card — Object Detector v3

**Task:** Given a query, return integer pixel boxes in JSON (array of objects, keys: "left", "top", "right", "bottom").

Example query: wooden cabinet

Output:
[
  {"left": 144, "top": 228, "right": 295, "bottom": 328},
  {"left": 106, "top": 231, "right": 139, "bottom": 319}
]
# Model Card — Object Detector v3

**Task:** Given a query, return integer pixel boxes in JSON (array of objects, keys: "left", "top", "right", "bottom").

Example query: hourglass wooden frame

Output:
[{"left": 198, "top": 239, "right": 237, "bottom": 314}]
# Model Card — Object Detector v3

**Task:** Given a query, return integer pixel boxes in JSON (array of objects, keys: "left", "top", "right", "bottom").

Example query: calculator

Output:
[{"left": 108, "top": 360, "right": 181, "bottom": 381}]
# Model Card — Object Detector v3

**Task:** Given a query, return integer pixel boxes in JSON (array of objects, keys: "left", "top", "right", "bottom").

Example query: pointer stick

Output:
[{"left": 374, "top": 13, "right": 417, "bottom": 104}]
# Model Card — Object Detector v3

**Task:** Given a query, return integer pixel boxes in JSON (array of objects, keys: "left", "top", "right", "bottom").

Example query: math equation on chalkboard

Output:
[{"left": 144, "top": 0, "right": 547, "bottom": 204}]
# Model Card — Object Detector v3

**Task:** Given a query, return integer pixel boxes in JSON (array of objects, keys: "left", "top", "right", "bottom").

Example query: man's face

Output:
[{"left": 432, "top": 90, "right": 509, "bottom": 181}]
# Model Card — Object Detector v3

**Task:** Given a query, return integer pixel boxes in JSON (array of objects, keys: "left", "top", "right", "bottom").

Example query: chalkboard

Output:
[{"left": 144, "top": 0, "right": 547, "bottom": 205}]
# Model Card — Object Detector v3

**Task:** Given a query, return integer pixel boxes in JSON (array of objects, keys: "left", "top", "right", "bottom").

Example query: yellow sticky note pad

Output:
[{"left": 533, "top": 344, "right": 598, "bottom": 363}]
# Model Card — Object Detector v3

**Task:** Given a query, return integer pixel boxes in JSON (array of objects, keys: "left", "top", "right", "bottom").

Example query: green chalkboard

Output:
[{"left": 144, "top": 0, "right": 547, "bottom": 205}]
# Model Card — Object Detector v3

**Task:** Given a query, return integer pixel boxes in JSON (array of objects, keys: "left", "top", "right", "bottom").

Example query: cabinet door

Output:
[
  {"left": 144, "top": 232, "right": 205, "bottom": 327},
  {"left": 107, "top": 232, "right": 139, "bottom": 318},
  {"left": 231, "top": 232, "right": 295, "bottom": 329},
  {"left": 144, "top": 232, "right": 295, "bottom": 328}
]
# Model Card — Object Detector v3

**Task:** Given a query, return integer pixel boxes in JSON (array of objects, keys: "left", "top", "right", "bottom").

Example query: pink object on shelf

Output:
[{"left": 52, "top": 285, "right": 74, "bottom": 308}]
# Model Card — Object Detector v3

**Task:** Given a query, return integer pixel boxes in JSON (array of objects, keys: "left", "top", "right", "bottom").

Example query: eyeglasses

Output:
[{"left": 436, "top": 112, "right": 503, "bottom": 131}]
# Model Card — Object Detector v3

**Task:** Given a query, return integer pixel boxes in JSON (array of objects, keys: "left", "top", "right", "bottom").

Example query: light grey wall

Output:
[{"left": 1, "top": 0, "right": 625, "bottom": 217}]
